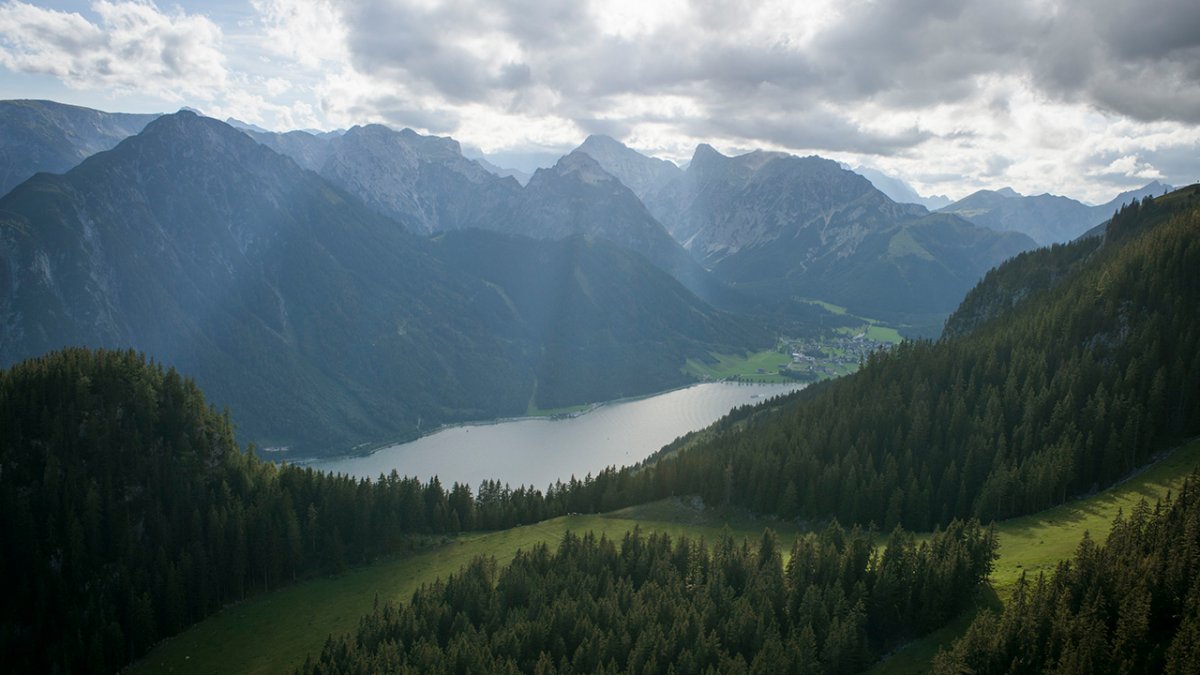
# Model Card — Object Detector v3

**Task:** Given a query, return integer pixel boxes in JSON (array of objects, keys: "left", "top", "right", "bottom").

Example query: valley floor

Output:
[{"left": 134, "top": 439, "right": 1200, "bottom": 675}]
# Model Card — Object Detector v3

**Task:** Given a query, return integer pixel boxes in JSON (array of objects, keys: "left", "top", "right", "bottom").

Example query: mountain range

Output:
[
  {"left": 853, "top": 165, "right": 952, "bottom": 210},
  {"left": 0, "top": 111, "right": 762, "bottom": 454},
  {"left": 241, "top": 123, "right": 1064, "bottom": 326},
  {"left": 634, "top": 144, "right": 1035, "bottom": 325},
  {"left": 938, "top": 181, "right": 1172, "bottom": 245},
  {"left": 0, "top": 99, "right": 159, "bottom": 197},
  {"left": 2, "top": 98, "right": 1168, "bottom": 453}
]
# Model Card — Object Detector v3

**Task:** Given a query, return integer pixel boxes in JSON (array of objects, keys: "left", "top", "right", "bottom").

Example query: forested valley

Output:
[
  {"left": 0, "top": 349, "right": 579, "bottom": 672},
  {"left": 3, "top": 186, "right": 1199, "bottom": 673},
  {"left": 552, "top": 189, "right": 1200, "bottom": 528}
]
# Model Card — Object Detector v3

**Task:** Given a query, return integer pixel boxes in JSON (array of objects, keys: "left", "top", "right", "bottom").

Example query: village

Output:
[
  {"left": 687, "top": 325, "right": 900, "bottom": 385},
  {"left": 778, "top": 329, "right": 896, "bottom": 381}
]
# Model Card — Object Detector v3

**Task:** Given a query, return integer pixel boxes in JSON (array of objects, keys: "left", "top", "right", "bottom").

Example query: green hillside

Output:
[
  {"left": 552, "top": 187, "right": 1200, "bottom": 531},
  {"left": 136, "top": 440, "right": 1200, "bottom": 674},
  {"left": 134, "top": 505, "right": 807, "bottom": 675},
  {"left": 934, "top": 455, "right": 1200, "bottom": 673}
]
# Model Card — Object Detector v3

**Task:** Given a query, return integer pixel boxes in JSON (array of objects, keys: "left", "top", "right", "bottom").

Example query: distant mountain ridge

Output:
[
  {"left": 0, "top": 111, "right": 764, "bottom": 455},
  {"left": 574, "top": 134, "right": 682, "bottom": 201},
  {"left": 642, "top": 143, "right": 1036, "bottom": 326},
  {"left": 246, "top": 125, "right": 738, "bottom": 305},
  {"left": 938, "top": 181, "right": 1173, "bottom": 245},
  {"left": 6, "top": 98, "right": 1154, "bottom": 335},
  {"left": 854, "top": 165, "right": 952, "bottom": 210},
  {"left": 0, "top": 99, "right": 159, "bottom": 196},
  {"left": 248, "top": 123, "right": 523, "bottom": 235}
]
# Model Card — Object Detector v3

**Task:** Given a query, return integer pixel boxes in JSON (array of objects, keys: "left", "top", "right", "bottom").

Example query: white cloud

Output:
[
  {"left": 0, "top": 0, "right": 226, "bottom": 101},
  {"left": 251, "top": 0, "right": 348, "bottom": 67},
  {"left": 0, "top": 0, "right": 1196, "bottom": 202},
  {"left": 1096, "top": 155, "right": 1165, "bottom": 180}
]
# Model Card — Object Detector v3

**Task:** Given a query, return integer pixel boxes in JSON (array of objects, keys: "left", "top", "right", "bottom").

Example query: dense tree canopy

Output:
[
  {"left": 0, "top": 349, "right": 563, "bottom": 672},
  {"left": 299, "top": 521, "right": 996, "bottom": 674},
  {"left": 935, "top": 473, "right": 1200, "bottom": 674},
  {"left": 6, "top": 186, "right": 1198, "bottom": 672},
  {"left": 548, "top": 189, "right": 1200, "bottom": 529}
]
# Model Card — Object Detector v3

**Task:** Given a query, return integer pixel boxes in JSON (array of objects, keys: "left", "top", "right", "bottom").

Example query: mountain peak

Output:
[
  {"left": 579, "top": 134, "right": 623, "bottom": 149},
  {"left": 995, "top": 187, "right": 1022, "bottom": 198},
  {"left": 571, "top": 135, "right": 681, "bottom": 200},
  {"left": 135, "top": 111, "right": 266, "bottom": 158},
  {"left": 690, "top": 143, "right": 727, "bottom": 168},
  {"left": 542, "top": 150, "right": 615, "bottom": 185}
]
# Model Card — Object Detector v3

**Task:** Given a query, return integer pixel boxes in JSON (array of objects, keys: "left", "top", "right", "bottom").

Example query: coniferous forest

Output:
[
  {"left": 2, "top": 187, "right": 1200, "bottom": 673},
  {"left": 0, "top": 349, "right": 565, "bottom": 672},
  {"left": 299, "top": 522, "right": 996, "bottom": 674},
  {"left": 546, "top": 190, "right": 1200, "bottom": 528},
  {"left": 934, "top": 475, "right": 1200, "bottom": 674}
]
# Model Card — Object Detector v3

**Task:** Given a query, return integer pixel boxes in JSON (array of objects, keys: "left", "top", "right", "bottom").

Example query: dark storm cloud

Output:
[
  {"left": 1030, "top": 0, "right": 1200, "bottom": 123},
  {"left": 574, "top": 117, "right": 634, "bottom": 140},
  {"left": 686, "top": 106, "right": 936, "bottom": 156},
  {"left": 335, "top": 0, "right": 1200, "bottom": 152},
  {"left": 808, "top": 0, "right": 1029, "bottom": 105},
  {"left": 341, "top": 94, "right": 460, "bottom": 135}
]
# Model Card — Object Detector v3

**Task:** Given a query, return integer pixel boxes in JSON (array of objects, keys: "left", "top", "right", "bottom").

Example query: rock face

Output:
[
  {"left": 499, "top": 151, "right": 730, "bottom": 306},
  {"left": 0, "top": 112, "right": 763, "bottom": 455},
  {"left": 574, "top": 134, "right": 682, "bottom": 202},
  {"left": 641, "top": 145, "right": 1037, "bottom": 325},
  {"left": 248, "top": 128, "right": 733, "bottom": 304},
  {"left": 249, "top": 123, "right": 523, "bottom": 234},
  {"left": 647, "top": 146, "right": 922, "bottom": 263},
  {"left": 0, "top": 99, "right": 159, "bottom": 196},
  {"left": 938, "top": 181, "right": 1173, "bottom": 245}
]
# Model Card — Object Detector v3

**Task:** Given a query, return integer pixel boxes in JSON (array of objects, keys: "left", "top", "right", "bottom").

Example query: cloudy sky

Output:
[{"left": 1, "top": 0, "right": 1197, "bottom": 203}]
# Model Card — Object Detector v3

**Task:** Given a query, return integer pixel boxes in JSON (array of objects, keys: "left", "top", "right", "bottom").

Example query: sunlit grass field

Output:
[{"left": 136, "top": 439, "right": 1200, "bottom": 675}]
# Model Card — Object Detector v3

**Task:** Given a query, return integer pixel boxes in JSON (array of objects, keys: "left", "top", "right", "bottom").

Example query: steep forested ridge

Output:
[
  {"left": 935, "top": 474, "right": 1200, "bottom": 674},
  {"left": 940, "top": 236, "right": 1102, "bottom": 340},
  {"left": 0, "top": 349, "right": 588, "bottom": 673},
  {"left": 298, "top": 522, "right": 996, "bottom": 674},
  {"left": 543, "top": 187, "right": 1200, "bottom": 529}
]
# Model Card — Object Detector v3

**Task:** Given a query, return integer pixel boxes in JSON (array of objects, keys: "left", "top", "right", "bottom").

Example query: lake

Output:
[{"left": 307, "top": 382, "right": 803, "bottom": 489}]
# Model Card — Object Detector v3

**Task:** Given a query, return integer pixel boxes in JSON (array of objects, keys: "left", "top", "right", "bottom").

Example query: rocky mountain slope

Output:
[
  {"left": 249, "top": 123, "right": 523, "bottom": 234},
  {"left": 573, "top": 134, "right": 682, "bottom": 202},
  {"left": 0, "top": 99, "right": 159, "bottom": 196},
  {"left": 644, "top": 145, "right": 1036, "bottom": 326},
  {"left": 499, "top": 150, "right": 731, "bottom": 305},
  {"left": 0, "top": 112, "right": 764, "bottom": 455}
]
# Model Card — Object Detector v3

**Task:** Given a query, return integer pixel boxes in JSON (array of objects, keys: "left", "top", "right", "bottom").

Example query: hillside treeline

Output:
[
  {"left": 0, "top": 349, "right": 569, "bottom": 672},
  {"left": 298, "top": 521, "right": 996, "bottom": 674},
  {"left": 548, "top": 190, "right": 1200, "bottom": 529},
  {"left": 935, "top": 474, "right": 1200, "bottom": 674}
]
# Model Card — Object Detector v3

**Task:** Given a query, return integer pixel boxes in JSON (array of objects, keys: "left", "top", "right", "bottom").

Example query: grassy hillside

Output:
[
  {"left": 871, "top": 437, "right": 1200, "bottom": 674},
  {"left": 137, "top": 439, "right": 1200, "bottom": 675},
  {"left": 133, "top": 502, "right": 804, "bottom": 675}
]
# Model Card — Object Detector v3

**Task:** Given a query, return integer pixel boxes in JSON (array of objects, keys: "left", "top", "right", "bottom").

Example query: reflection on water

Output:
[{"left": 308, "top": 382, "right": 802, "bottom": 489}]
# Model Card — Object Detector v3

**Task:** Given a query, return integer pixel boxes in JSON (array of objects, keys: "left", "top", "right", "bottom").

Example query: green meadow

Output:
[{"left": 136, "top": 439, "right": 1200, "bottom": 675}]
